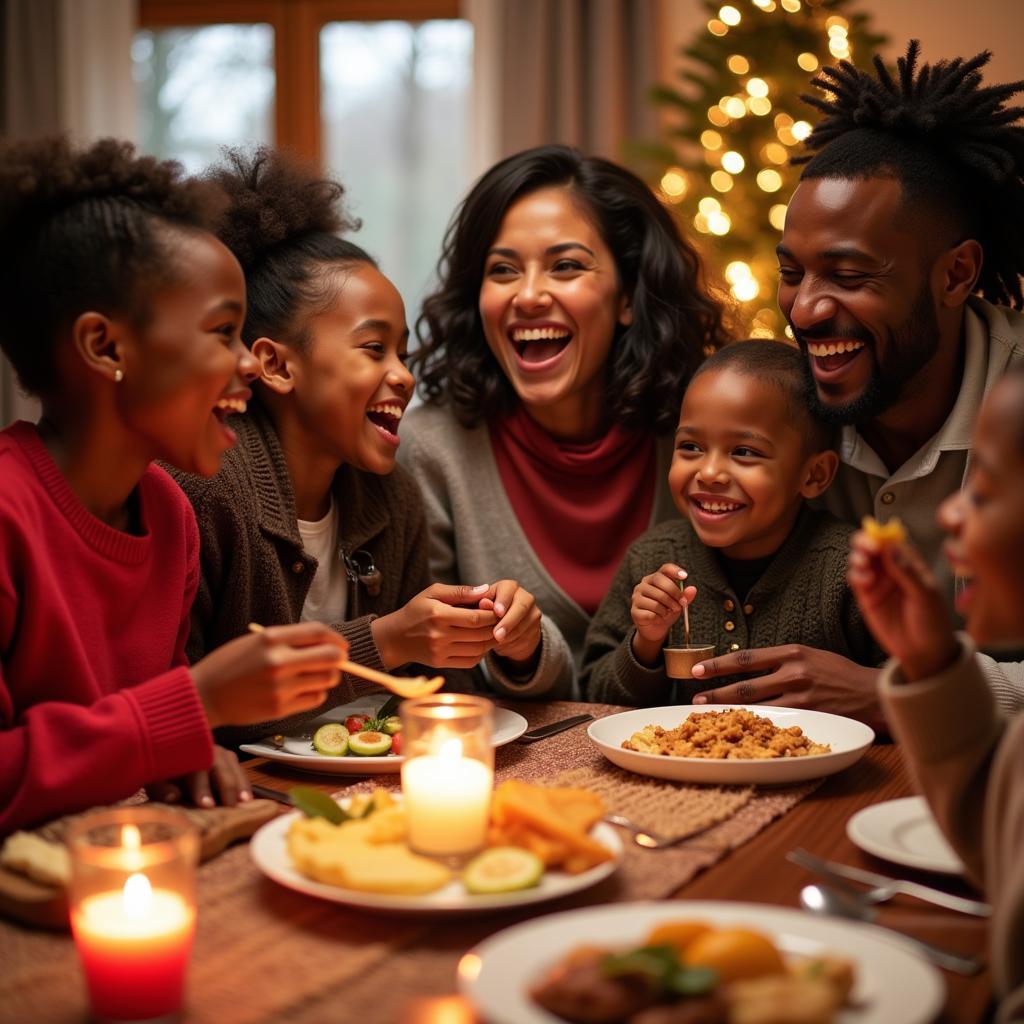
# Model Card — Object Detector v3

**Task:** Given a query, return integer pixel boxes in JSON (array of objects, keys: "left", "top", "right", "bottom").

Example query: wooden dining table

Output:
[{"left": 0, "top": 699, "right": 993, "bottom": 1024}]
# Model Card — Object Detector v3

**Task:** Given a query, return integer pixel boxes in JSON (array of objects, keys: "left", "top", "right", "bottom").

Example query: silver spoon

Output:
[
  {"left": 799, "top": 884, "right": 982, "bottom": 975},
  {"left": 603, "top": 814, "right": 721, "bottom": 849}
]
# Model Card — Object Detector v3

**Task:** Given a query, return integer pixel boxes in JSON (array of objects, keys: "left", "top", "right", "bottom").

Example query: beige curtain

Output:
[
  {"left": 466, "top": 0, "right": 659, "bottom": 169},
  {"left": 0, "top": 0, "right": 135, "bottom": 426}
]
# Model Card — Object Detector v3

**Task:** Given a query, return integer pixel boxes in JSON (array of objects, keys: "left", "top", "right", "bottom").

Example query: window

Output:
[{"left": 136, "top": 1, "right": 471, "bottom": 309}]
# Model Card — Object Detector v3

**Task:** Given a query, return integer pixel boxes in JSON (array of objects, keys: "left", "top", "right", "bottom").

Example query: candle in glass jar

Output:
[
  {"left": 69, "top": 824, "right": 196, "bottom": 1021},
  {"left": 402, "top": 738, "right": 493, "bottom": 856}
]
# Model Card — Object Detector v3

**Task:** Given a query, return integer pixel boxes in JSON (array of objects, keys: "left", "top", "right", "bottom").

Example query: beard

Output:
[{"left": 795, "top": 283, "right": 941, "bottom": 426}]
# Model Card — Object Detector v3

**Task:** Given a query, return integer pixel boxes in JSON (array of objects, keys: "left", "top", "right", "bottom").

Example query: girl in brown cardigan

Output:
[
  {"left": 174, "top": 149, "right": 555, "bottom": 745},
  {"left": 849, "top": 366, "right": 1024, "bottom": 1022}
]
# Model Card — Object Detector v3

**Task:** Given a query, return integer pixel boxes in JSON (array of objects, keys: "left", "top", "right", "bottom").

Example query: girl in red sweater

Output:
[{"left": 0, "top": 138, "right": 348, "bottom": 834}]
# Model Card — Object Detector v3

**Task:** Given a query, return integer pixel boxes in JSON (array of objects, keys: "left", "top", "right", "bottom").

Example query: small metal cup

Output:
[{"left": 662, "top": 645, "right": 715, "bottom": 679}]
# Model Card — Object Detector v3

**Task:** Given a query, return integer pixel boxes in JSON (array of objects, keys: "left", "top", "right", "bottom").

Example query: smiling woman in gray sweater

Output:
[{"left": 402, "top": 145, "right": 723, "bottom": 694}]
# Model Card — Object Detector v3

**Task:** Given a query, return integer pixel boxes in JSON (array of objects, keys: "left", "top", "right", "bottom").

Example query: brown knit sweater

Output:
[
  {"left": 581, "top": 507, "right": 883, "bottom": 706},
  {"left": 171, "top": 406, "right": 448, "bottom": 745}
]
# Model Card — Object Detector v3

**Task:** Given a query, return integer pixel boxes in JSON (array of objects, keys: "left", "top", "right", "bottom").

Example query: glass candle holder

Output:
[
  {"left": 400, "top": 693, "right": 494, "bottom": 860},
  {"left": 66, "top": 807, "right": 199, "bottom": 1023}
]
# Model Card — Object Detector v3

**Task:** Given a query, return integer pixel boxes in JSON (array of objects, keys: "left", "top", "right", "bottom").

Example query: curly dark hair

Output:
[
  {"left": 205, "top": 147, "right": 374, "bottom": 348},
  {"left": 795, "top": 40, "right": 1024, "bottom": 309},
  {"left": 692, "top": 340, "right": 833, "bottom": 454},
  {"left": 0, "top": 136, "right": 225, "bottom": 396},
  {"left": 411, "top": 145, "right": 725, "bottom": 434}
]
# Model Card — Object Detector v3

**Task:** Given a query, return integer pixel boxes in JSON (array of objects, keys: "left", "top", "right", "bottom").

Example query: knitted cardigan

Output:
[
  {"left": 580, "top": 507, "right": 884, "bottom": 706},
  {"left": 398, "top": 402, "right": 679, "bottom": 697}
]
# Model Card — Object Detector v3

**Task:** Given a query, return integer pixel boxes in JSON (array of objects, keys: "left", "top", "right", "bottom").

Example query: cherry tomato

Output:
[
  {"left": 345, "top": 714, "right": 370, "bottom": 733},
  {"left": 390, "top": 732, "right": 403, "bottom": 756}
]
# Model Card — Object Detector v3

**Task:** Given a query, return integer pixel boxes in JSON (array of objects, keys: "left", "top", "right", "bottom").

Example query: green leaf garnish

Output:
[
  {"left": 601, "top": 945, "right": 680, "bottom": 991},
  {"left": 289, "top": 787, "right": 350, "bottom": 824},
  {"left": 669, "top": 966, "right": 719, "bottom": 996}
]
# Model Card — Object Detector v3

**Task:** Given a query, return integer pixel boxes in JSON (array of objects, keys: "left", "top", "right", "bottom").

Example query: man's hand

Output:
[
  {"left": 146, "top": 745, "right": 251, "bottom": 808},
  {"left": 691, "top": 645, "right": 885, "bottom": 729}
]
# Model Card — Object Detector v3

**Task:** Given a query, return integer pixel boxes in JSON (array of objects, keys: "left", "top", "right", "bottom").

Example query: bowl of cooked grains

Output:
[{"left": 587, "top": 706, "right": 874, "bottom": 785}]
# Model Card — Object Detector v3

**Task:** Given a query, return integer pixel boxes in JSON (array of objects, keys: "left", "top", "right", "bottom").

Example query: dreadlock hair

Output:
[
  {"left": 206, "top": 147, "right": 373, "bottom": 351},
  {"left": 412, "top": 144, "right": 725, "bottom": 434},
  {"left": 690, "top": 340, "right": 834, "bottom": 454},
  {"left": 0, "top": 136, "right": 226, "bottom": 397},
  {"left": 794, "top": 40, "right": 1024, "bottom": 309}
]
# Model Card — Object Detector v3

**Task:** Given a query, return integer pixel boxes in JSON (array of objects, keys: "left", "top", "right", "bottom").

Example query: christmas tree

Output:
[{"left": 647, "top": 0, "right": 886, "bottom": 338}]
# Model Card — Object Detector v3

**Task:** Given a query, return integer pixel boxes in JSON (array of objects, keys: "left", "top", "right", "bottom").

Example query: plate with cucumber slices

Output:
[
  {"left": 240, "top": 697, "right": 529, "bottom": 774},
  {"left": 249, "top": 793, "right": 622, "bottom": 913}
]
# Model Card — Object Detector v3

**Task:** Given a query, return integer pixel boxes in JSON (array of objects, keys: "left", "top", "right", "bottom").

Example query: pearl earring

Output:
[{"left": 114, "top": 369, "right": 124, "bottom": 383}]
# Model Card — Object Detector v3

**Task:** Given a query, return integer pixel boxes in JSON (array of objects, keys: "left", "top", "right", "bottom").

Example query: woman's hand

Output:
[
  {"left": 847, "top": 529, "right": 959, "bottom": 682},
  {"left": 146, "top": 746, "right": 251, "bottom": 808},
  {"left": 630, "top": 564, "right": 696, "bottom": 666},
  {"left": 478, "top": 580, "right": 543, "bottom": 670},
  {"left": 371, "top": 584, "right": 499, "bottom": 669},
  {"left": 192, "top": 622, "right": 348, "bottom": 729}
]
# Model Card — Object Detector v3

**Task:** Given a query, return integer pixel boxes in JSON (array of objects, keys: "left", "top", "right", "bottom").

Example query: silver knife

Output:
[
  {"left": 516, "top": 713, "right": 594, "bottom": 744},
  {"left": 788, "top": 847, "right": 991, "bottom": 916},
  {"left": 250, "top": 783, "right": 294, "bottom": 806}
]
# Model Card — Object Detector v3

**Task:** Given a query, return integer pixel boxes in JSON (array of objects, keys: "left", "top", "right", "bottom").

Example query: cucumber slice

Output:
[
  {"left": 311, "top": 723, "right": 349, "bottom": 756},
  {"left": 382, "top": 715, "right": 402, "bottom": 736},
  {"left": 348, "top": 730, "right": 393, "bottom": 756},
  {"left": 463, "top": 847, "right": 544, "bottom": 894}
]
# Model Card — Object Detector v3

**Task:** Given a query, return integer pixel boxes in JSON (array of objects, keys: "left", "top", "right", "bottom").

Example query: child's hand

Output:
[
  {"left": 146, "top": 746, "right": 251, "bottom": 808},
  {"left": 848, "top": 530, "right": 959, "bottom": 682},
  {"left": 192, "top": 622, "right": 348, "bottom": 729},
  {"left": 371, "top": 584, "right": 500, "bottom": 670},
  {"left": 477, "top": 580, "right": 542, "bottom": 670},
  {"left": 630, "top": 564, "right": 697, "bottom": 666}
]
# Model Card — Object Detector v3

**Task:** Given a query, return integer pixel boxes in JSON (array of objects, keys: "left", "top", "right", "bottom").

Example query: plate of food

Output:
[
  {"left": 588, "top": 705, "right": 874, "bottom": 785},
  {"left": 847, "top": 796, "right": 965, "bottom": 875},
  {"left": 457, "top": 899, "right": 943, "bottom": 1024},
  {"left": 249, "top": 781, "right": 622, "bottom": 913},
  {"left": 240, "top": 697, "right": 528, "bottom": 774}
]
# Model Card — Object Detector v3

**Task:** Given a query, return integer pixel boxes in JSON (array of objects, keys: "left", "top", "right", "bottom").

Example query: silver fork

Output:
[
  {"left": 604, "top": 814, "right": 721, "bottom": 849},
  {"left": 788, "top": 848, "right": 991, "bottom": 917}
]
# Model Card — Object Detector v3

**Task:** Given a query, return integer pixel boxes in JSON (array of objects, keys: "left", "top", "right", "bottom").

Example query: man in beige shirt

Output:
[{"left": 691, "top": 41, "right": 1024, "bottom": 721}]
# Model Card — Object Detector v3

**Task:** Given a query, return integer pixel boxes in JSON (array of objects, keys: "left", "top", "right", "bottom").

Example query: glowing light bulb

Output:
[
  {"left": 660, "top": 169, "right": 687, "bottom": 197},
  {"left": 708, "top": 106, "right": 730, "bottom": 126},
  {"left": 757, "top": 169, "right": 783, "bottom": 192},
  {"left": 732, "top": 277, "right": 760, "bottom": 302},
  {"left": 693, "top": 212, "right": 711, "bottom": 234},
  {"left": 725, "top": 261, "right": 752, "bottom": 284},
  {"left": 797, "top": 52, "right": 819, "bottom": 71},
  {"left": 791, "top": 120, "right": 812, "bottom": 141},
  {"left": 707, "top": 211, "right": 732, "bottom": 235},
  {"left": 701, "top": 130, "right": 724, "bottom": 150},
  {"left": 721, "top": 150, "right": 745, "bottom": 174},
  {"left": 708, "top": 18, "right": 728, "bottom": 36},
  {"left": 727, "top": 54, "right": 750, "bottom": 74},
  {"left": 762, "top": 142, "right": 788, "bottom": 164},
  {"left": 710, "top": 170, "right": 734, "bottom": 192},
  {"left": 723, "top": 96, "right": 747, "bottom": 118},
  {"left": 746, "top": 77, "right": 769, "bottom": 98},
  {"left": 747, "top": 97, "right": 772, "bottom": 116},
  {"left": 769, "top": 203, "right": 788, "bottom": 230},
  {"left": 719, "top": 6, "right": 741, "bottom": 26},
  {"left": 698, "top": 196, "right": 722, "bottom": 215},
  {"left": 825, "top": 15, "right": 849, "bottom": 29},
  {"left": 781, "top": 0, "right": 801, "bottom": 10}
]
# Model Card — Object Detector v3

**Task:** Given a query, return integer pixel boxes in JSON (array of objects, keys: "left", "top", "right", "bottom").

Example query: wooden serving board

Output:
[{"left": 0, "top": 799, "right": 281, "bottom": 930}]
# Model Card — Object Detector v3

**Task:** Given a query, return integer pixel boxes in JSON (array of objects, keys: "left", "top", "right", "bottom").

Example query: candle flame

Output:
[
  {"left": 439, "top": 738, "right": 463, "bottom": 761},
  {"left": 122, "top": 871, "right": 153, "bottom": 918},
  {"left": 122, "top": 824, "right": 141, "bottom": 851}
]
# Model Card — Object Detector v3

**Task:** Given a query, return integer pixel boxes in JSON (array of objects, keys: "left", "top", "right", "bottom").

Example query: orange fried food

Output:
[
  {"left": 685, "top": 927, "right": 786, "bottom": 983},
  {"left": 862, "top": 515, "right": 906, "bottom": 546},
  {"left": 488, "top": 781, "right": 614, "bottom": 874}
]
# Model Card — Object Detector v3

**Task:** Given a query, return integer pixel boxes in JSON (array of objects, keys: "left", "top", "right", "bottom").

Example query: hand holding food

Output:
[
  {"left": 848, "top": 523, "right": 959, "bottom": 681},
  {"left": 192, "top": 622, "right": 349, "bottom": 728},
  {"left": 630, "top": 564, "right": 697, "bottom": 665}
]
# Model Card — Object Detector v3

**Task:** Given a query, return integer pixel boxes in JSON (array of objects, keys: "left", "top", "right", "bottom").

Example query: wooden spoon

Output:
[{"left": 247, "top": 623, "right": 444, "bottom": 699}]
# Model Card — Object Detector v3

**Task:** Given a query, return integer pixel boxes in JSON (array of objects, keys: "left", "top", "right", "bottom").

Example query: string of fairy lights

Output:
[{"left": 654, "top": 0, "right": 857, "bottom": 337}]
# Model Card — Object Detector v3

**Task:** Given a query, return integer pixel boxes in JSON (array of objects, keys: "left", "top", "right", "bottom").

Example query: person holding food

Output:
[
  {"left": 581, "top": 341, "right": 883, "bottom": 711},
  {"left": 400, "top": 144, "right": 724, "bottom": 697},
  {"left": 0, "top": 138, "right": 350, "bottom": 833},
  {"left": 173, "top": 147, "right": 547, "bottom": 751},
  {"left": 848, "top": 365, "right": 1024, "bottom": 1023}
]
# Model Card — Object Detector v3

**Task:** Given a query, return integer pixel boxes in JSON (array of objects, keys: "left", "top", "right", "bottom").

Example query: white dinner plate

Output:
[
  {"left": 249, "top": 806, "right": 622, "bottom": 913},
  {"left": 588, "top": 705, "right": 874, "bottom": 785},
  {"left": 240, "top": 699, "right": 528, "bottom": 774},
  {"left": 847, "top": 796, "right": 965, "bottom": 875},
  {"left": 457, "top": 900, "right": 944, "bottom": 1024}
]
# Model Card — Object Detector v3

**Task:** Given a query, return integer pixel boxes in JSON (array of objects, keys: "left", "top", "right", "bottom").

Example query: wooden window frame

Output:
[{"left": 138, "top": 0, "right": 460, "bottom": 164}]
